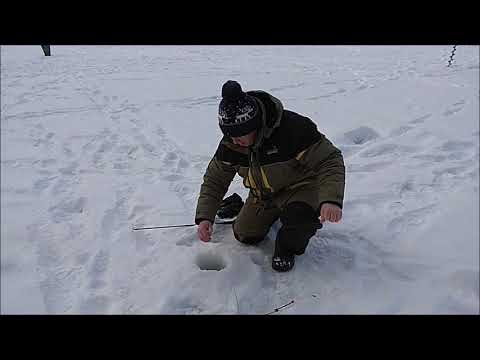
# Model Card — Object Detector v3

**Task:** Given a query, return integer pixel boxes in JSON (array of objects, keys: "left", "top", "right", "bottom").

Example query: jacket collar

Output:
[{"left": 246, "top": 90, "right": 284, "bottom": 151}]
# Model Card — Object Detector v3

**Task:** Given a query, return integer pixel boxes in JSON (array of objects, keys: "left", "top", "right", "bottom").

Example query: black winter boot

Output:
[
  {"left": 271, "top": 201, "right": 322, "bottom": 272},
  {"left": 272, "top": 241, "right": 295, "bottom": 272}
]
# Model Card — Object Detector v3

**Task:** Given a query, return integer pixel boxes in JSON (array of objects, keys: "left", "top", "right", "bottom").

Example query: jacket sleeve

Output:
[
  {"left": 195, "top": 156, "right": 237, "bottom": 224},
  {"left": 296, "top": 134, "right": 346, "bottom": 210}
]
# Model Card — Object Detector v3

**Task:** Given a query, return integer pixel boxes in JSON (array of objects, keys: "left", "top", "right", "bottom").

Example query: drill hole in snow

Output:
[
  {"left": 343, "top": 126, "right": 380, "bottom": 145},
  {"left": 196, "top": 253, "right": 226, "bottom": 271}
]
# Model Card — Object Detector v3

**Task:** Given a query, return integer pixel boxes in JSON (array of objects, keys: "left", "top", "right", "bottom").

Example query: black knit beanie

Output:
[{"left": 218, "top": 80, "right": 261, "bottom": 137}]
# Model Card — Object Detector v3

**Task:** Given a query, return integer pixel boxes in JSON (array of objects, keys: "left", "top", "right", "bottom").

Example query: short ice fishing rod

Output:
[{"left": 132, "top": 219, "right": 235, "bottom": 231}]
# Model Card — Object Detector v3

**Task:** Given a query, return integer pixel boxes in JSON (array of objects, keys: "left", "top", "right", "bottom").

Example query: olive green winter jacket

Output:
[{"left": 195, "top": 90, "right": 345, "bottom": 224}]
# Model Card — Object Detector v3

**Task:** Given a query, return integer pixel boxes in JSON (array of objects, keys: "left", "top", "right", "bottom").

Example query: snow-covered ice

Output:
[{"left": 1, "top": 45, "right": 478, "bottom": 314}]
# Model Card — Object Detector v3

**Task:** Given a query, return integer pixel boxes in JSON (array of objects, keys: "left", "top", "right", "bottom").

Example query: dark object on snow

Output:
[
  {"left": 217, "top": 193, "right": 244, "bottom": 219},
  {"left": 447, "top": 45, "right": 457, "bottom": 67},
  {"left": 132, "top": 218, "right": 235, "bottom": 231},
  {"left": 272, "top": 253, "right": 295, "bottom": 272},
  {"left": 41, "top": 45, "right": 51, "bottom": 56},
  {"left": 265, "top": 300, "right": 295, "bottom": 314}
]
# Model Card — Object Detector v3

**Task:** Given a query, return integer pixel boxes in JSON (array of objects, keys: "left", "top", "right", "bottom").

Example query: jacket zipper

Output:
[{"left": 249, "top": 149, "right": 267, "bottom": 200}]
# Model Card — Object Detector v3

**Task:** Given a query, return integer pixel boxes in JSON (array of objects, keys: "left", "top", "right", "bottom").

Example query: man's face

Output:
[{"left": 231, "top": 130, "right": 256, "bottom": 147}]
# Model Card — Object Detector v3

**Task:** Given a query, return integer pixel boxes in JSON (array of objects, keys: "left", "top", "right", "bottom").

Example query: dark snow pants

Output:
[{"left": 232, "top": 183, "right": 322, "bottom": 255}]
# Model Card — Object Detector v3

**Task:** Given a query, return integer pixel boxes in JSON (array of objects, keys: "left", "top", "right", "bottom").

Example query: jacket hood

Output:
[{"left": 246, "top": 90, "right": 284, "bottom": 149}]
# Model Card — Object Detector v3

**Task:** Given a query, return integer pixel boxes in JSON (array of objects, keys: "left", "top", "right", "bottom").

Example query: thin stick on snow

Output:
[
  {"left": 265, "top": 300, "right": 295, "bottom": 315},
  {"left": 233, "top": 286, "right": 240, "bottom": 314},
  {"left": 133, "top": 224, "right": 196, "bottom": 230}
]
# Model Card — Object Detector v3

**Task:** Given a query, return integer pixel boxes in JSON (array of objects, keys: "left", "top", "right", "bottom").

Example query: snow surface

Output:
[{"left": 1, "top": 45, "right": 478, "bottom": 314}]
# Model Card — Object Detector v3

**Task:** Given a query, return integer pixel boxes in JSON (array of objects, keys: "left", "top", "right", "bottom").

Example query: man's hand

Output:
[
  {"left": 319, "top": 203, "right": 342, "bottom": 224},
  {"left": 198, "top": 220, "right": 213, "bottom": 242}
]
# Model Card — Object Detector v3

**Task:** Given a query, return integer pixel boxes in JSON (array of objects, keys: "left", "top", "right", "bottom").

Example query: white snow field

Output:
[{"left": 1, "top": 45, "right": 478, "bottom": 314}]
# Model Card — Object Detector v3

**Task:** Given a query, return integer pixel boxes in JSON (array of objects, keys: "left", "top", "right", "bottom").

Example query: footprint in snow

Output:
[
  {"left": 176, "top": 232, "right": 197, "bottom": 247},
  {"left": 387, "top": 204, "right": 437, "bottom": 236},
  {"left": 33, "top": 132, "right": 55, "bottom": 148},
  {"left": 48, "top": 197, "right": 87, "bottom": 223},
  {"left": 356, "top": 84, "right": 369, "bottom": 91},
  {"left": 177, "top": 158, "right": 190, "bottom": 169},
  {"left": 113, "top": 162, "right": 130, "bottom": 171},
  {"left": 163, "top": 174, "right": 184, "bottom": 182},
  {"left": 437, "top": 140, "right": 474, "bottom": 152},
  {"left": 164, "top": 151, "right": 178, "bottom": 161},
  {"left": 359, "top": 143, "right": 416, "bottom": 158},
  {"left": 127, "top": 205, "right": 154, "bottom": 220},
  {"left": 347, "top": 161, "right": 392, "bottom": 173},
  {"left": 40, "top": 159, "right": 57, "bottom": 168},
  {"left": 443, "top": 103, "right": 465, "bottom": 117},
  {"left": 412, "top": 154, "right": 447, "bottom": 163},
  {"left": 249, "top": 251, "right": 266, "bottom": 266},
  {"left": 409, "top": 114, "right": 432, "bottom": 124},
  {"left": 389, "top": 126, "right": 414, "bottom": 137},
  {"left": 92, "top": 140, "right": 116, "bottom": 168},
  {"left": 78, "top": 295, "right": 111, "bottom": 314},
  {"left": 75, "top": 252, "right": 91, "bottom": 266},
  {"left": 342, "top": 126, "right": 380, "bottom": 145},
  {"left": 33, "top": 176, "right": 58, "bottom": 194},
  {"left": 88, "top": 250, "right": 110, "bottom": 279},
  {"left": 432, "top": 166, "right": 471, "bottom": 184},
  {"left": 135, "top": 231, "right": 156, "bottom": 252},
  {"left": 336, "top": 126, "right": 381, "bottom": 158},
  {"left": 447, "top": 269, "right": 479, "bottom": 300},
  {"left": 58, "top": 161, "right": 79, "bottom": 175}
]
